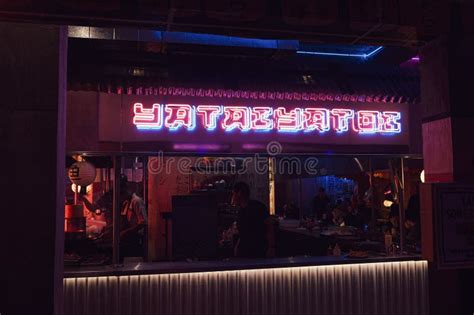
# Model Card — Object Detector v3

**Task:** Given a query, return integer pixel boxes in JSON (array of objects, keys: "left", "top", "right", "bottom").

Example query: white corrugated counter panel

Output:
[{"left": 64, "top": 260, "right": 428, "bottom": 315}]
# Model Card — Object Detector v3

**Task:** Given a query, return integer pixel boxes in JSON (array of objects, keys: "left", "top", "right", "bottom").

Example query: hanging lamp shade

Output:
[{"left": 68, "top": 161, "right": 96, "bottom": 186}]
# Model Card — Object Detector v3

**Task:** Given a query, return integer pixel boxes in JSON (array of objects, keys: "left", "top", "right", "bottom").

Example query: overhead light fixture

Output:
[
  {"left": 71, "top": 183, "right": 92, "bottom": 194},
  {"left": 130, "top": 67, "right": 145, "bottom": 77}
]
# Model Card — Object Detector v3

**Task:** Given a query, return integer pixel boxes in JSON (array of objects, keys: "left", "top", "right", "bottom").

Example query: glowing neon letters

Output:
[
  {"left": 379, "top": 111, "right": 401, "bottom": 133},
  {"left": 222, "top": 106, "right": 250, "bottom": 131},
  {"left": 303, "top": 108, "right": 330, "bottom": 132},
  {"left": 274, "top": 107, "right": 302, "bottom": 132},
  {"left": 251, "top": 107, "right": 273, "bottom": 130},
  {"left": 164, "top": 104, "right": 195, "bottom": 130},
  {"left": 133, "top": 103, "right": 163, "bottom": 129},
  {"left": 331, "top": 109, "right": 354, "bottom": 132},
  {"left": 356, "top": 110, "right": 379, "bottom": 134},
  {"left": 133, "top": 103, "right": 402, "bottom": 134},
  {"left": 196, "top": 105, "right": 222, "bottom": 130}
]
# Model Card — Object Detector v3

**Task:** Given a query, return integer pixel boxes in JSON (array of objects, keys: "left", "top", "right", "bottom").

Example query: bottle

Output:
[
  {"left": 327, "top": 245, "right": 333, "bottom": 256},
  {"left": 333, "top": 244, "right": 341, "bottom": 257},
  {"left": 390, "top": 243, "right": 400, "bottom": 256}
]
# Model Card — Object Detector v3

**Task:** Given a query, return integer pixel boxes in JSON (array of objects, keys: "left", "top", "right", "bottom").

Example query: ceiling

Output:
[
  {"left": 1, "top": 1, "right": 472, "bottom": 47},
  {"left": 67, "top": 29, "right": 420, "bottom": 102}
]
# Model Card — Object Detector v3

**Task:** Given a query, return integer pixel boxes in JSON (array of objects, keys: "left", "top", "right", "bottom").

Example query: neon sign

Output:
[
  {"left": 355, "top": 110, "right": 379, "bottom": 134},
  {"left": 274, "top": 107, "right": 302, "bottom": 132},
  {"left": 251, "top": 107, "right": 273, "bottom": 130},
  {"left": 196, "top": 105, "right": 222, "bottom": 130},
  {"left": 303, "top": 108, "right": 330, "bottom": 132},
  {"left": 164, "top": 104, "right": 195, "bottom": 130},
  {"left": 331, "top": 109, "right": 354, "bottom": 133},
  {"left": 133, "top": 103, "right": 402, "bottom": 134},
  {"left": 222, "top": 106, "right": 251, "bottom": 131},
  {"left": 133, "top": 103, "right": 163, "bottom": 129}
]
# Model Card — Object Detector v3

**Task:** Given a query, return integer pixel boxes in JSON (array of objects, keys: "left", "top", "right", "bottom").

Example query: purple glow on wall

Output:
[
  {"left": 172, "top": 143, "right": 228, "bottom": 151},
  {"left": 241, "top": 144, "right": 266, "bottom": 150}
]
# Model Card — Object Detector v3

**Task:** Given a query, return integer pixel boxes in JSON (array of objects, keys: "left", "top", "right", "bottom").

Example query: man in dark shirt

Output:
[
  {"left": 406, "top": 191, "right": 420, "bottom": 223},
  {"left": 312, "top": 187, "right": 330, "bottom": 220},
  {"left": 405, "top": 191, "right": 421, "bottom": 243},
  {"left": 232, "top": 182, "right": 272, "bottom": 258},
  {"left": 345, "top": 205, "right": 365, "bottom": 228}
]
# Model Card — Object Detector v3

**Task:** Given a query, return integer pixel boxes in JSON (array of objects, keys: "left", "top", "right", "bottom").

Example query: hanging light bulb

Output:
[
  {"left": 71, "top": 183, "right": 92, "bottom": 193},
  {"left": 420, "top": 170, "right": 425, "bottom": 183},
  {"left": 383, "top": 200, "right": 394, "bottom": 208}
]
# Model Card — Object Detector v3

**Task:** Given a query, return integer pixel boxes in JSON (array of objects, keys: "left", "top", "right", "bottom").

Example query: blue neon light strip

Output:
[
  {"left": 297, "top": 46, "right": 383, "bottom": 59},
  {"left": 161, "top": 31, "right": 299, "bottom": 50}
]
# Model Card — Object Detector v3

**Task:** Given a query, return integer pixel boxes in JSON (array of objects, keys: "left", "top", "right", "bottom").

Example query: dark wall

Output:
[
  {"left": 420, "top": 36, "right": 474, "bottom": 315},
  {"left": 0, "top": 1, "right": 438, "bottom": 44},
  {"left": 66, "top": 91, "right": 99, "bottom": 152},
  {"left": 0, "top": 23, "right": 67, "bottom": 315}
]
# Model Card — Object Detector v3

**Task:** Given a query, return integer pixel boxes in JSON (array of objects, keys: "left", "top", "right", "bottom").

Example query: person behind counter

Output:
[
  {"left": 331, "top": 200, "right": 346, "bottom": 226},
  {"left": 231, "top": 182, "right": 275, "bottom": 258},
  {"left": 345, "top": 201, "right": 367, "bottom": 229},
  {"left": 405, "top": 188, "right": 421, "bottom": 244},
  {"left": 81, "top": 175, "right": 148, "bottom": 258},
  {"left": 312, "top": 187, "right": 330, "bottom": 220}
]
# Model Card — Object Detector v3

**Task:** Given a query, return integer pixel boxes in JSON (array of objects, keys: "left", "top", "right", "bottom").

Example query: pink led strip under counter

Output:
[{"left": 133, "top": 103, "right": 402, "bottom": 134}]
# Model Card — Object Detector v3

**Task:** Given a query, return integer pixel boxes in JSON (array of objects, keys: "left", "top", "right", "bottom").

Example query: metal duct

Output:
[
  {"left": 67, "top": 26, "right": 299, "bottom": 51},
  {"left": 64, "top": 260, "right": 428, "bottom": 315}
]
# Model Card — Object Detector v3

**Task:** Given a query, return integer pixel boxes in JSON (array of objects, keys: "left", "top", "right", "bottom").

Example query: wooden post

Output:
[
  {"left": 113, "top": 155, "right": 122, "bottom": 265},
  {"left": 268, "top": 157, "right": 276, "bottom": 215},
  {"left": 369, "top": 157, "right": 376, "bottom": 230},
  {"left": 399, "top": 157, "right": 406, "bottom": 253}
]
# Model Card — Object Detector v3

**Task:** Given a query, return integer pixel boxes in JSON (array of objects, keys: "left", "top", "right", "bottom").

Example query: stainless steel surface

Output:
[
  {"left": 64, "top": 255, "right": 422, "bottom": 278},
  {"left": 64, "top": 260, "right": 428, "bottom": 315},
  {"left": 66, "top": 151, "right": 424, "bottom": 159}
]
